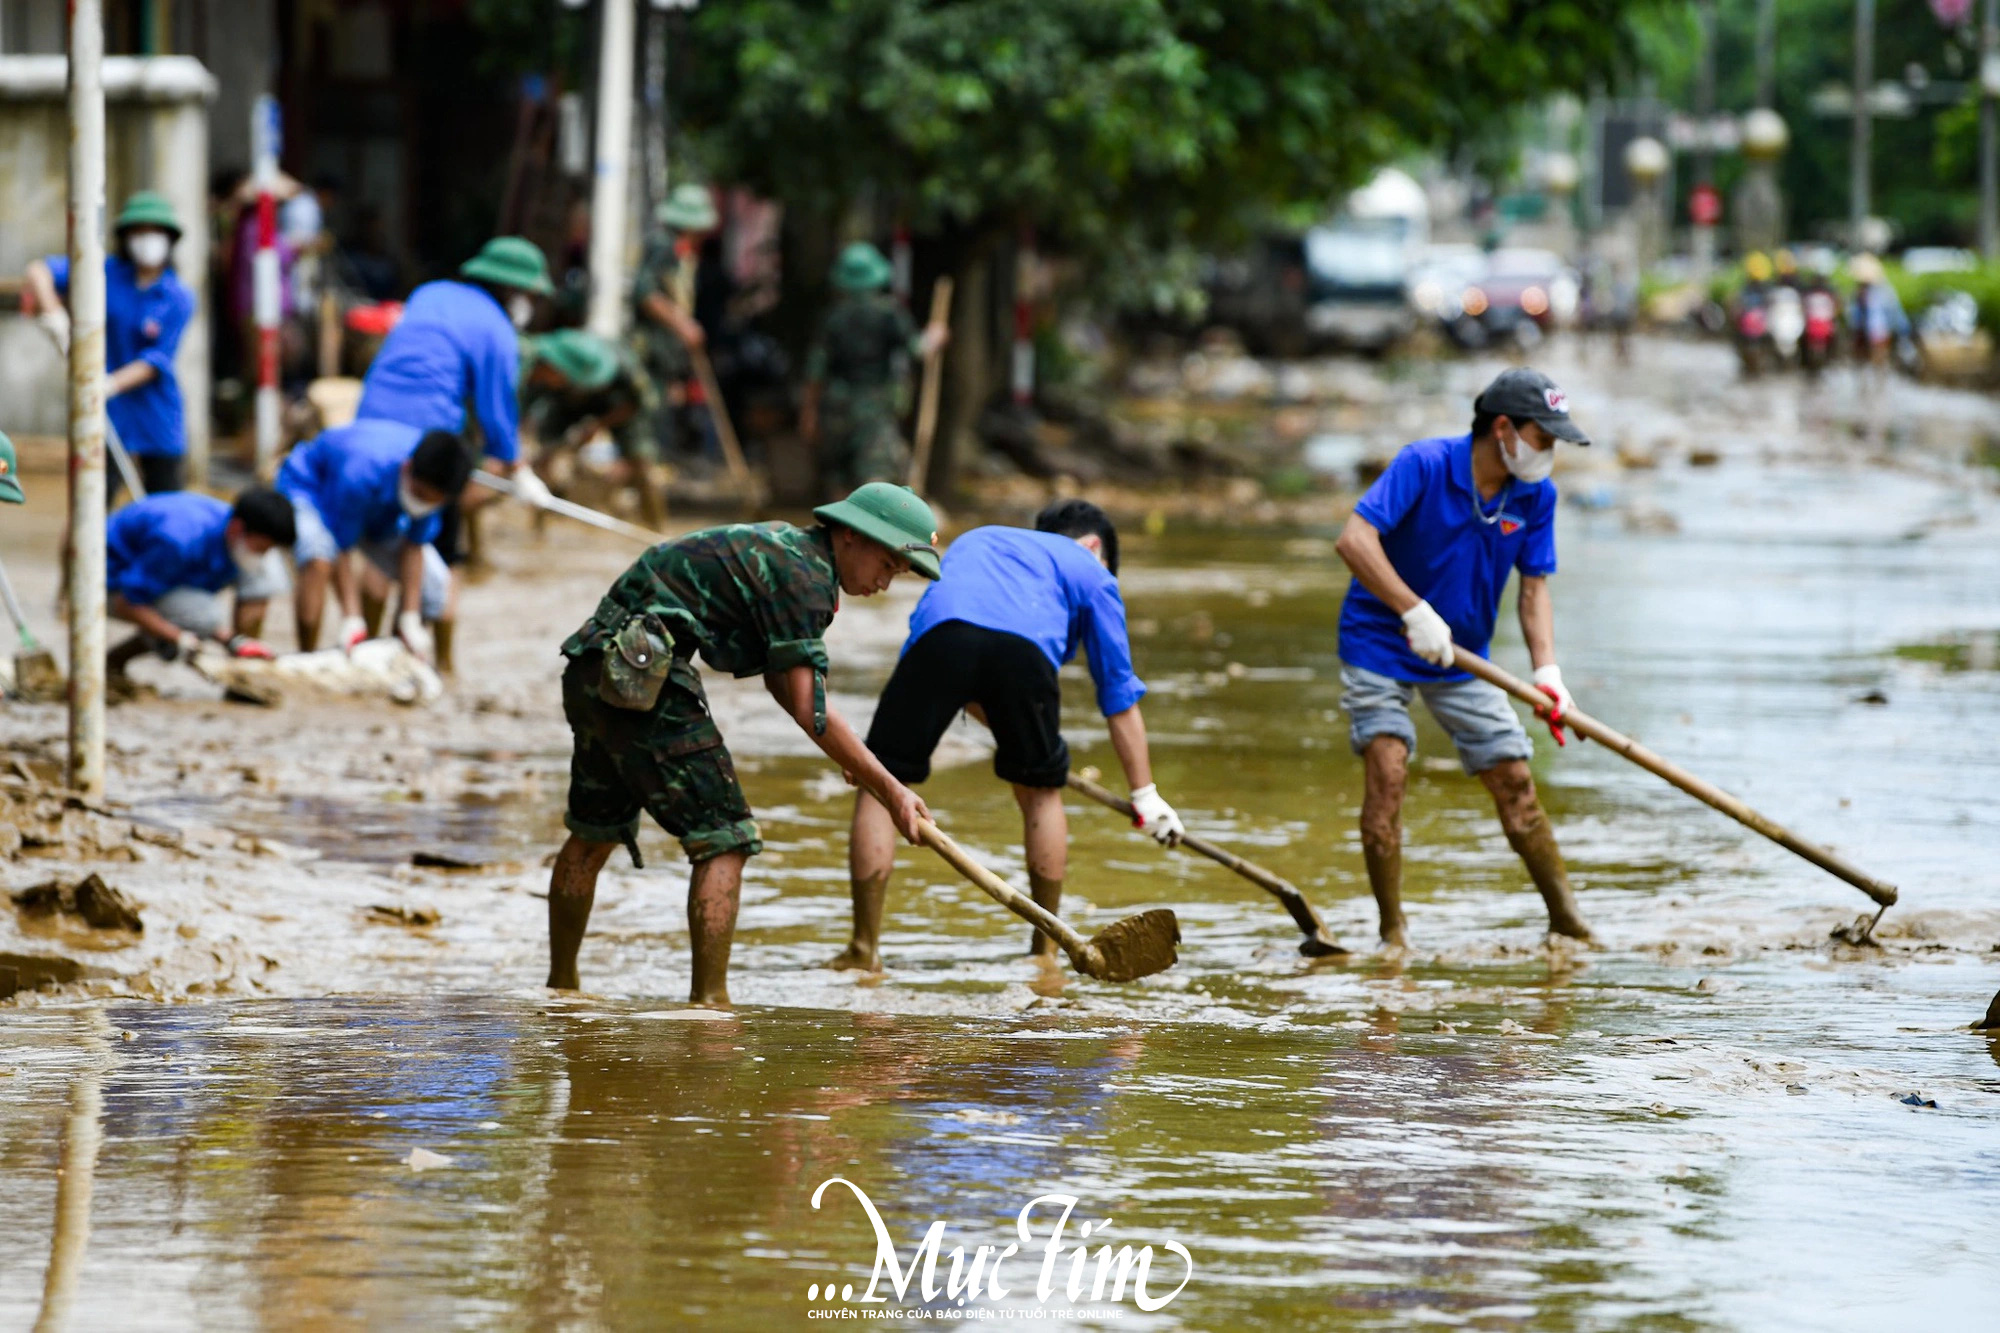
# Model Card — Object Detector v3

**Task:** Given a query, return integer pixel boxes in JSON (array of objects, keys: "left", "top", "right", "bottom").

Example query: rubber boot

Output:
[
  {"left": 432, "top": 618, "right": 456, "bottom": 676},
  {"left": 637, "top": 464, "right": 669, "bottom": 530}
]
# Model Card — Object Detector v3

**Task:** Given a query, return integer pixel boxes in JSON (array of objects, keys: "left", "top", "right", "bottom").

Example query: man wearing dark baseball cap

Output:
[{"left": 1332, "top": 367, "right": 1593, "bottom": 949}]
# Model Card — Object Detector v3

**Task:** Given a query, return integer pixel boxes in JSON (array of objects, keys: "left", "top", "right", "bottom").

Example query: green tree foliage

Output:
[{"left": 679, "top": 0, "right": 1661, "bottom": 265}]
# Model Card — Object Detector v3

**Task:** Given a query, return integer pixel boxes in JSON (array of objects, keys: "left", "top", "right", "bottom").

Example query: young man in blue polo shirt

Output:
[
  {"left": 1333, "top": 368, "right": 1593, "bottom": 948},
  {"left": 104, "top": 488, "right": 297, "bottom": 679},
  {"left": 22, "top": 192, "right": 196, "bottom": 498},
  {"left": 838, "top": 499, "right": 1186, "bottom": 972},
  {"left": 276, "top": 422, "right": 472, "bottom": 664}
]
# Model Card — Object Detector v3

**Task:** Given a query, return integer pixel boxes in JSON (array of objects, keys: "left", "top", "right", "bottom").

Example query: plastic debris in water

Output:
[
  {"left": 1898, "top": 1094, "right": 1938, "bottom": 1109},
  {"left": 404, "top": 1148, "right": 455, "bottom": 1171}
]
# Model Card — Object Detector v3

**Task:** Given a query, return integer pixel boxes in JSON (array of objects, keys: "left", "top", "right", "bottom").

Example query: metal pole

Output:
[
  {"left": 586, "top": 0, "right": 636, "bottom": 340},
  {"left": 1851, "top": 0, "right": 1874, "bottom": 244},
  {"left": 67, "top": 0, "right": 108, "bottom": 797},
  {"left": 641, "top": 1, "right": 668, "bottom": 218},
  {"left": 1692, "top": 0, "right": 1718, "bottom": 279},
  {"left": 251, "top": 94, "right": 281, "bottom": 477},
  {"left": 1981, "top": 0, "right": 1998, "bottom": 259}
]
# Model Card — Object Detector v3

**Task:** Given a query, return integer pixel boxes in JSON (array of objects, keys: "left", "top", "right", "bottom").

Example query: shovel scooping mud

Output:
[
  {"left": 1067, "top": 768, "right": 1349, "bottom": 957},
  {"left": 0, "top": 555, "right": 63, "bottom": 700},
  {"left": 1452, "top": 647, "right": 1901, "bottom": 938},
  {"left": 917, "top": 820, "right": 1180, "bottom": 982}
]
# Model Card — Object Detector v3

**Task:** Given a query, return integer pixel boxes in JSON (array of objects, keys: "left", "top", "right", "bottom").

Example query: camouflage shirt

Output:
[
  {"left": 630, "top": 230, "right": 696, "bottom": 380},
  {"left": 562, "top": 522, "right": 840, "bottom": 730},
  {"left": 804, "top": 294, "right": 919, "bottom": 392}
]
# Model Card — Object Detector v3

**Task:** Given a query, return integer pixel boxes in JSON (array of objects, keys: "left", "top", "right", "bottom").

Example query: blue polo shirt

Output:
[
  {"left": 46, "top": 256, "right": 193, "bottom": 458},
  {"left": 105, "top": 493, "right": 234, "bottom": 606},
  {"left": 355, "top": 279, "right": 521, "bottom": 463},
  {"left": 906, "top": 526, "right": 1146, "bottom": 717},
  {"left": 276, "top": 419, "right": 441, "bottom": 552},
  {"left": 1338, "top": 433, "right": 1557, "bottom": 683}
]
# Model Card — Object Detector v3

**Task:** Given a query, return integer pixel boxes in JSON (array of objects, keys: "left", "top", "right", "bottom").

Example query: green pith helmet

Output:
[
  {"left": 459, "top": 236, "right": 555, "bottom": 297},
  {"left": 813, "top": 482, "right": 942, "bottom": 580},
  {"left": 0, "top": 430, "right": 24, "bottom": 505},
  {"left": 530, "top": 329, "right": 621, "bottom": 391},
  {"left": 115, "top": 190, "right": 182, "bottom": 240},
  {"left": 657, "top": 182, "right": 718, "bottom": 232},
  {"left": 831, "top": 241, "right": 893, "bottom": 293}
]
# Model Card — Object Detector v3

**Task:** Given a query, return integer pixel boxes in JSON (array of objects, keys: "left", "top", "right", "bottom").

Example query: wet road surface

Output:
[{"left": 2, "top": 338, "right": 1999, "bottom": 1328}]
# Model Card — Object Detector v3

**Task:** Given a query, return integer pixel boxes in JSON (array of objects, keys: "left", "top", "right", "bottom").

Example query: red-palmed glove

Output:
[{"left": 1532, "top": 664, "right": 1575, "bottom": 747}]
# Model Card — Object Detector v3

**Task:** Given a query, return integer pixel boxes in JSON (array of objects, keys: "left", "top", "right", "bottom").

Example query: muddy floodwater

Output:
[{"left": 3, "top": 341, "right": 2000, "bottom": 1329}]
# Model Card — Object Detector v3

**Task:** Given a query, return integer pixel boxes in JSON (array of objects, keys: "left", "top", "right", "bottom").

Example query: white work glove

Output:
[
  {"left": 37, "top": 309, "right": 72, "bottom": 356},
  {"left": 511, "top": 466, "right": 554, "bottom": 510},
  {"left": 1129, "top": 784, "right": 1185, "bottom": 847},
  {"left": 1400, "top": 599, "right": 1457, "bottom": 668},
  {"left": 338, "top": 615, "right": 369, "bottom": 653},
  {"left": 396, "top": 611, "right": 435, "bottom": 665},
  {"left": 1532, "top": 664, "right": 1577, "bottom": 748},
  {"left": 174, "top": 630, "right": 203, "bottom": 662}
]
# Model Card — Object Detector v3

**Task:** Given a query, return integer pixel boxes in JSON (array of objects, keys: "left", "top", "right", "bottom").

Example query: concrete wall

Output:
[{"left": 0, "top": 55, "right": 215, "bottom": 481}]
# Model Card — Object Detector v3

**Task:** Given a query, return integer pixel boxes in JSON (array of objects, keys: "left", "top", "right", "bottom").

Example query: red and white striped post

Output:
[
  {"left": 1010, "top": 222, "right": 1035, "bottom": 406},
  {"left": 251, "top": 94, "right": 282, "bottom": 477}
]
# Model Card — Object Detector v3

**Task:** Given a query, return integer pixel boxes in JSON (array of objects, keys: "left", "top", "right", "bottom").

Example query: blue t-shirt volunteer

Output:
[
  {"left": 276, "top": 419, "right": 442, "bottom": 552},
  {"left": 47, "top": 256, "right": 194, "bottom": 458},
  {"left": 105, "top": 493, "right": 235, "bottom": 606},
  {"left": 1338, "top": 433, "right": 1557, "bottom": 682},
  {"left": 354, "top": 279, "right": 522, "bottom": 464},
  {"left": 906, "top": 526, "right": 1146, "bottom": 717}
]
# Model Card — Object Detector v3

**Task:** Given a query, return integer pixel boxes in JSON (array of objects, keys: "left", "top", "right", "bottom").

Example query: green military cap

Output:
[
  {"left": 115, "top": 190, "right": 182, "bottom": 239},
  {"left": 460, "top": 236, "right": 555, "bottom": 297},
  {"left": 831, "top": 242, "right": 893, "bottom": 293},
  {"left": 0, "top": 430, "right": 24, "bottom": 504},
  {"left": 530, "top": 329, "right": 622, "bottom": 391},
  {"left": 657, "top": 182, "right": 718, "bottom": 232},
  {"left": 813, "top": 482, "right": 942, "bottom": 580}
]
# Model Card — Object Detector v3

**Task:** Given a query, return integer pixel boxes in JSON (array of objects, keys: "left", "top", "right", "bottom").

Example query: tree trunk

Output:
[{"left": 929, "top": 226, "right": 1006, "bottom": 498}]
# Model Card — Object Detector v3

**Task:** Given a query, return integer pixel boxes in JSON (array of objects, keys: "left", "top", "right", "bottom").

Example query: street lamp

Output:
[
  {"left": 1735, "top": 108, "right": 1789, "bottom": 256},
  {"left": 1624, "top": 136, "right": 1669, "bottom": 271}
]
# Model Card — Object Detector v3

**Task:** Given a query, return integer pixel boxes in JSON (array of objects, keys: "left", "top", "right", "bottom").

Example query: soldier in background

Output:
[
  {"left": 630, "top": 184, "right": 720, "bottom": 467},
  {"left": 800, "top": 243, "right": 948, "bottom": 497},
  {"left": 522, "top": 330, "right": 670, "bottom": 530}
]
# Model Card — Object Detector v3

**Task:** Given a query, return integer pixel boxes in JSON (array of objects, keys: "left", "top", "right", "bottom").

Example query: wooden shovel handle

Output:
[
  {"left": 906, "top": 276, "right": 954, "bottom": 492},
  {"left": 1065, "top": 773, "right": 1333, "bottom": 940},
  {"left": 917, "top": 819, "right": 1096, "bottom": 960},
  {"left": 689, "top": 343, "right": 760, "bottom": 504},
  {"left": 1452, "top": 649, "right": 1898, "bottom": 907}
]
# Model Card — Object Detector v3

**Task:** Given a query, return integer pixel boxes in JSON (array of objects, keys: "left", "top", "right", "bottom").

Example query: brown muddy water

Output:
[{"left": 3, "top": 341, "right": 2000, "bottom": 1329}]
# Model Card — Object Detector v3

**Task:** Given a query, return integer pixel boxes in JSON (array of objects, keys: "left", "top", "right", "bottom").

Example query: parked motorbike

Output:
[{"left": 1800, "top": 288, "right": 1838, "bottom": 377}]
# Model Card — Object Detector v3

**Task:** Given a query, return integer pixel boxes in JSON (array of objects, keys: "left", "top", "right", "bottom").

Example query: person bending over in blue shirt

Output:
[
  {"left": 838, "top": 499, "right": 1186, "bottom": 972},
  {"left": 23, "top": 191, "right": 196, "bottom": 499},
  {"left": 277, "top": 422, "right": 473, "bottom": 665},
  {"left": 105, "top": 488, "right": 296, "bottom": 680},
  {"left": 1333, "top": 368, "right": 1593, "bottom": 949}
]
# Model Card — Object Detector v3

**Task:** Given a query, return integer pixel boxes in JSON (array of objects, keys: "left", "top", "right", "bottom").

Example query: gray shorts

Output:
[
  {"left": 150, "top": 552, "right": 288, "bottom": 639},
  {"left": 1340, "top": 662, "right": 1532, "bottom": 776},
  {"left": 290, "top": 496, "right": 449, "bottom": 621}
]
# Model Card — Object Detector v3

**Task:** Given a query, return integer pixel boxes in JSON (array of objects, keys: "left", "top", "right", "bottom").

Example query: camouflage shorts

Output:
[
  {"left": 822, "top": 409, "right": 908, "bottom": 492},
  {"left": 560, "top": 652, "right": 762, "bottom": 863}
]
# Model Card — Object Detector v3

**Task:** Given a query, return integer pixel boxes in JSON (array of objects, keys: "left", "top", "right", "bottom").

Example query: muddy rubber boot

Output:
[
  {"left": 431, "top": 618, "right": 456, "bottom": 676},
  {"left": 638, "top": 465, "right": 669, "bottom": 530},
  {"left": 360, "top": 591, "right": 387, "bottom": 639}
]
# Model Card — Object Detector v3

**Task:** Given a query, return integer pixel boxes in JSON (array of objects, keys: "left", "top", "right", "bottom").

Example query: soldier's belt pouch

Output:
[{"left": 598, "top": 614, "right": 675, "bottom": 711}]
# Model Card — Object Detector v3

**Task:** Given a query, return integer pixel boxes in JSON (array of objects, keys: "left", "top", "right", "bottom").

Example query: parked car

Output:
[
  {"left": 1443, "top": 247, "right": 1578, "bottom": 350},
  {"left": 1301, "top": 218, "right": 1417, "bottom": 353}
]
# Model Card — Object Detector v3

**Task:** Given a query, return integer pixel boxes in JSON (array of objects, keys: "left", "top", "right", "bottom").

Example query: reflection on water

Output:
[{"left": 7, "top": 391, "right": 2000, "bottom": 1325}]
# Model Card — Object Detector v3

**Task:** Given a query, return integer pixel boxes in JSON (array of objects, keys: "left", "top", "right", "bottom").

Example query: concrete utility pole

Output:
[
  {"left": 586, "top": 0, "right": 637, "bottom": 340},
  {"left": 1692, "top": 0, "right": 1719, "bottom": 278},
  {"left": 1851, "top": 0, "right": 1875, "bottom": 244},
  {"left": 1755, "top": 0, "right": 1778, "bottom": 111},
  {"left": 67, "top": 0, "right": 108, "bottom": 797},
  {"left": 1981, "top": 0, "right": 1999, "bottom": 259}
]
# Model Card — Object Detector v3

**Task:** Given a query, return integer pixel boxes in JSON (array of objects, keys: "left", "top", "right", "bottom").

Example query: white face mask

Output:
[
  {"left": 398, "top": 473, "right": 443, "bottom": 520},
  {"left": 508, "top": 294, "right": 534, "bottom": 330},
  {"left": 1501, "top": 428, "right": 1556, "bottom": 484},
  {"left": 127, "top": 231, "right": 171, "bottom": 269},
  {"left": 228, "top": 537, "right": 265, "bottom": 577}
]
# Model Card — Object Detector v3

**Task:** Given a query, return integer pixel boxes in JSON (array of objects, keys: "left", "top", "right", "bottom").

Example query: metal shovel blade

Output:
[{"left": 1078, "top": 909, "right": 1181, "bottom": 983}]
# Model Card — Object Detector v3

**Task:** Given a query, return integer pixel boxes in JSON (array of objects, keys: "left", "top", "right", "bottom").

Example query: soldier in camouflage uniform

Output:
[
  {"left": 546, "top": 481, "right": 945, "bottom": 1004},
  {"left": 523, "top": 329, "right": 670, "bottom": 529},
  {"left": 802, "top": 242, "right": 950, "bottom": 496},
  {"left": 630, "top": 183, "right": 719, "bottom": 463}
]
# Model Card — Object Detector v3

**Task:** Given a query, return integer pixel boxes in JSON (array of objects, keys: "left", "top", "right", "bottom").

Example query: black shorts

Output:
[
  {"left": 866, "top": 620, "right": 1069, "bottom": 789},
  {"left": 433, "top": 498, "right": 467, "bottom": 567},
  {"left": 109, "top": 453, "right": 185, "bottom": 504}
]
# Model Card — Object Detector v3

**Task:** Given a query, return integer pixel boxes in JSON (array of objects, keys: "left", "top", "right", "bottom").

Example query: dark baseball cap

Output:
[{"left": 1474, "top": 368, "right": 1590, "bottom": 445}]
